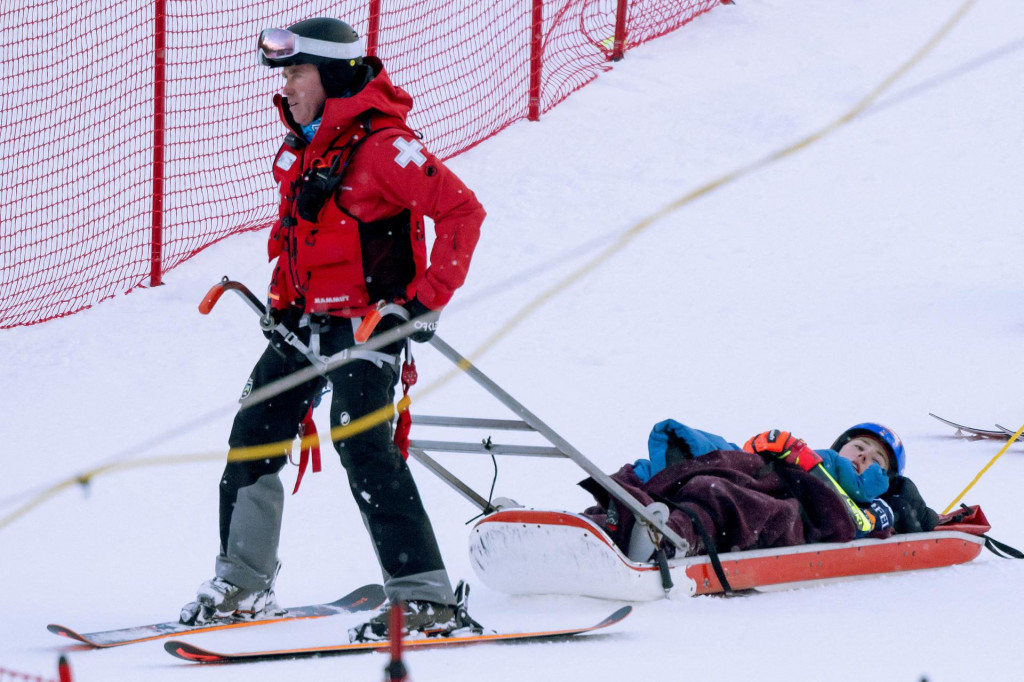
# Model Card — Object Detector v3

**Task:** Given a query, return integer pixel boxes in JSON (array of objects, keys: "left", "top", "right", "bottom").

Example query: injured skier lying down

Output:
[{"left": 579, "top": 420, "right": 941, "bottom": 562}]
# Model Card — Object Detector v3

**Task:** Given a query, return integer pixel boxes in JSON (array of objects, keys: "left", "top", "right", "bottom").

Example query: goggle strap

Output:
[
  {"left": 259, "top": 29, "right": 364, "bottom": 62},
  {"left": 292, "top": 34, "right": 364, "bottom": 61}
]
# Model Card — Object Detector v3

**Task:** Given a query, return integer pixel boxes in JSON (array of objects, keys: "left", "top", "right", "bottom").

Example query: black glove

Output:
[
  {"left": 406, "top": 297, "right": 439, "bottom": 343},
  {"left": 865, "top": 499, "right": 896, "bottom": 532}
]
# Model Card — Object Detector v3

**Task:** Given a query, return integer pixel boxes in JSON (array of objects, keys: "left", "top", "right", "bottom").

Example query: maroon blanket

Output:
[{"left": 580, "top": 449, "right": 858, "bottom": 557}]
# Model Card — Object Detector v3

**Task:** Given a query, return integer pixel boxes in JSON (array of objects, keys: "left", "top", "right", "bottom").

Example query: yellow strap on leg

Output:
[{"left": 810, "top": 464, "right": 875, "bottom": 533}]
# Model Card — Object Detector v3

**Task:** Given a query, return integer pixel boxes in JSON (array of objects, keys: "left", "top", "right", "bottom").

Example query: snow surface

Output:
[{"left": 3, "top": 1, "right": 1023, "bottom": 680}]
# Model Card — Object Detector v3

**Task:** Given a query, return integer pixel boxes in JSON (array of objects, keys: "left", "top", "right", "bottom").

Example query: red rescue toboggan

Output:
[
  {"left": 467, "top": 505, "right": 993, "bottom": 600},
  {"left": 200, "top": 277, "right": 1017, "bottom": 601}
]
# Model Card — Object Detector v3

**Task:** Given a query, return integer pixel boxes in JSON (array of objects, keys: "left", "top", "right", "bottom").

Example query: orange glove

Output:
[{"left": 743, "top": 429, "right": 823, "bottom": 472}]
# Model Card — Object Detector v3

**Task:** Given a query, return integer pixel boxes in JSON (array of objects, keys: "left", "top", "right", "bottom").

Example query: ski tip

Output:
[
  {"left": 164, "top": 640, "right": 223, "bottom": 663},
  {"left": 929, "top": 413, "right": 1009, "bottom": 439},
  {"left": 995, "top": 424, "right": 1022, "bottom": 438},
  {"left": 600, "top": 605, "right": 633, "bottom": 627},
  {"left": 928, "top": 413, "right": 956, "bottom": 426},
  {"left": 329, "top": 583, "right": 387, "bottom": 612},
  {"left": 47, "top": 624, "right": 91, "bottom": 646}
]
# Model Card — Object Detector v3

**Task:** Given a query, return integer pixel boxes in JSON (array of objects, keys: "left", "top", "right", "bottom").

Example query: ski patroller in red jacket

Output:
[{"left": 267, "top": 58, "right": 485, "bottom": 316}]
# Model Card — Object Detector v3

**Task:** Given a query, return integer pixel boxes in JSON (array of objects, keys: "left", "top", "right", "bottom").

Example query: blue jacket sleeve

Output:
[
  {"left": 815, "top": 449, "right": 890, "bottom": 503},
  {"left": 634, "top": 420, "right": 741, "bottom": 483}
]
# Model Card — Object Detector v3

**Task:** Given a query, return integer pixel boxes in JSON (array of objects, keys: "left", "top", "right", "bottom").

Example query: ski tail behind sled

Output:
[{"left": 929, "top": 413, "right": 1020, "bottom": 441}]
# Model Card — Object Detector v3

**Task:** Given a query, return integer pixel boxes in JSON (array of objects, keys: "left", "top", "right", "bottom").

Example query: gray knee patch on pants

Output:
[
  {"left": 217, "top": 472, "right": 283, "bottom": 590},
  {"left": 383, "top": 569, "right": 456, "bottom": 606}
]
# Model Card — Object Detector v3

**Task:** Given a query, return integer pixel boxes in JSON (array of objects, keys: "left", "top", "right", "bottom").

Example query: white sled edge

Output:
[{"left": 468, "top": 508, "right": 986, "bottom": 602}]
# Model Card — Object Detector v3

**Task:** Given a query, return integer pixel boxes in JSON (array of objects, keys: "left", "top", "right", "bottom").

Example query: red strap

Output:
[
  {"left": 936, "top": 504, "right": 991, "bottom": 535},
  {"left": 292, "top": 405, "right": 321, "bottom": 494},
  {"left": 394, "top": 409, "right": 411, "bottom": 461},
  {"left": 393, "top": 357, "right": 418, "bottom": 460}
]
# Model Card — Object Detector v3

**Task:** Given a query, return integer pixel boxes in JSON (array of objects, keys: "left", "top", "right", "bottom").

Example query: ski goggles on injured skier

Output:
[{"left": 257, "top": 28, "right": 364, "bottom": 65}]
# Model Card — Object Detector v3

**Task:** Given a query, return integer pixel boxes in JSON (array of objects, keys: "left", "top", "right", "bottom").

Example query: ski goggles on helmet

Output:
[{"left": 257, "top": 28, "right": 364, "bottom": 66}]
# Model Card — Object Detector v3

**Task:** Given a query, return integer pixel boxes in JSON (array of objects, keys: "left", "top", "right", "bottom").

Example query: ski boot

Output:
[
  {"left": 348, "top": 581, "right": 484, "bottom": 642},
  {"left": 179, "top": 576, "right": 281, "bottom": 625}
]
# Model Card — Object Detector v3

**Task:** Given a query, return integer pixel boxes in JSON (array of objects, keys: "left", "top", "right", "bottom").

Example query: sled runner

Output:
[{"left": 468, "top": 507, "right": 992, "bottom": 600}]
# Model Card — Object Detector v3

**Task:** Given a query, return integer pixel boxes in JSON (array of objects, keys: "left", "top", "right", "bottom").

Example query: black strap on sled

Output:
[
  {"left": 653, "top": 547, "right": 674, "bottom": 593},
  {"left": 949, "top": 504, "right": 1024, "bottom": 559},
  {"left": 983, "top": 535, "right": 1024, "bottom": 559},
  {"left": 649, "top": 492, "right": 734, "bottom": 595}
]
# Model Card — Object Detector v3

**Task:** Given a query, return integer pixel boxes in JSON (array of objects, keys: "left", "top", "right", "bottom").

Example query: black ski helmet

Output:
[
  {"left": 259, "top": 18, "right": 368, "bottom": 97},
  {"left": 260, "top": 18, "right": 363, "bottom": 68}
]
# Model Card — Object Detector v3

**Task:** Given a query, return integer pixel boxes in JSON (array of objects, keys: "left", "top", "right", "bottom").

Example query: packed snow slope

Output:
[{"left": 2, "top": 1, "right": 1022, "bottom": 680}]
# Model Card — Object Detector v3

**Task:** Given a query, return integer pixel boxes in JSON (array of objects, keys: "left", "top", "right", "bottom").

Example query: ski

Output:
[
  {"left": 995, "top": 424, "right": 1022, "bottom": 438},
  {"left": 164, "top": 605, "right": 632, "bottom": 663},
  {"left": 48, "top": 583, "right": 385, "bottom": 649},
  {"left": 928, "top": 413, "right": 1013, "bottom": 440}
]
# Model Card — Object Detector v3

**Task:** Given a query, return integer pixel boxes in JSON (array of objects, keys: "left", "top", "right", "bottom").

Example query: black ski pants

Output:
[{"left": 214, "top": 311, "right": 455, "bottom": 605}]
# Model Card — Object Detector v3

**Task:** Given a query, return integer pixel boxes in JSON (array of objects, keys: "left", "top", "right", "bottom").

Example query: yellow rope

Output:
[
  {"left": 472, "top": 0, "right": 978, "bottom": 359},
  {"left": 942, "top": 424, "right": 1024, "bottom": 514},
  {"left": 0, "top": 404, "right": 419, "bottom": 532},
  {"left": 0, "top": 0, "right": 979, "bottom": 532},
  {"left": 0, "top": 452, "right": 220, "bottom": 531}
]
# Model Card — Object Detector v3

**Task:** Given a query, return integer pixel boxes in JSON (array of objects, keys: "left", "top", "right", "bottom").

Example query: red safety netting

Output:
[
  {"left": 0, "top": 0, "right": 720, "bottom": 329},
  {"left": 0, "top": 663, "right": 58, "bottom": 682}
]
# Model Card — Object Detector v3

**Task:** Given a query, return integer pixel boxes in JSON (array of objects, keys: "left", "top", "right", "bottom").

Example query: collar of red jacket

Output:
[{"left": 273, "top": 57, "right": 412, "bottom": 140}]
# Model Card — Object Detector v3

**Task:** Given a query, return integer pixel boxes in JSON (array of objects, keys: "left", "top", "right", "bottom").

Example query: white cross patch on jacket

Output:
[{"left": 393, "top": 138, "right": 426, "bottom": 168}]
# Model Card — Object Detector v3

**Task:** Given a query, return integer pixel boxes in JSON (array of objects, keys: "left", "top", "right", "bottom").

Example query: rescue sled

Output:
[
  {"left": 467, "top": 506, "right": 991, "bottom": 600},
  {"left": 202, "top": 282, "right": 1008, "bottom": 601},
  {"left": 390, "top": 325, "right": 999, "bottom": 599}
]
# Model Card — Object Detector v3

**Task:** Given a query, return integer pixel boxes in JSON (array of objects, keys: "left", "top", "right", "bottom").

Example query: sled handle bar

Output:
[
  {"left": 199, "top": 276, "right": 268, "bottom": 319},
  {"left": 199, "top": 281, "right": 689, "bottom": 552},
  {"left": 198, "top": 277, "right": 326, "bottom": 369},
  {"left": 342, "top": 301, "right": 688, "bottom": 551},
  {"left": 361, "top": 304, "right": 689, "bottom": 550},
  {"left": 355, "top": 302, "right": 412, "bottom": 343},
  {"left": 424, "top": 335, "right": 692, "bottom": 554}
]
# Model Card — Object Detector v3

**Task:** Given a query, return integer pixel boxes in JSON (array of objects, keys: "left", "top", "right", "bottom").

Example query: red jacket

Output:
[{"left": 267, "top": 60, "right": 485, "bottom": 316}]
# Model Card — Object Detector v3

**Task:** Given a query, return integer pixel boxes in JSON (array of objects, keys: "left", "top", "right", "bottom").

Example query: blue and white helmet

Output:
[{"left": 831, "top": 423, "right": 905, "bottom": 476}]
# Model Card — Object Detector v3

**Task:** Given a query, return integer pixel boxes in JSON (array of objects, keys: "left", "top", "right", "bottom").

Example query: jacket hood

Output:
[{"left": 274, "top": 57, "right": 412, "bottom": 139}]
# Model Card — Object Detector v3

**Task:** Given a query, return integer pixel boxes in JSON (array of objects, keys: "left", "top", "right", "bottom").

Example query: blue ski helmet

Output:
[{"left": 831, "top": 423, "right": 905, "bottom": 476}]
